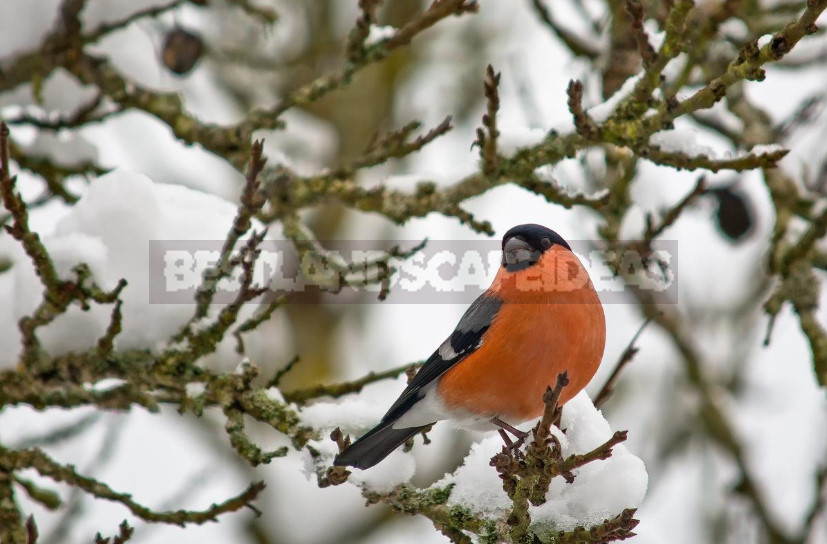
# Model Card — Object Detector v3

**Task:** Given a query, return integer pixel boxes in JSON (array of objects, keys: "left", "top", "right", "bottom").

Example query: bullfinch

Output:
[{"left": 334, "top": 224, "right": 605, "bottom": 469}]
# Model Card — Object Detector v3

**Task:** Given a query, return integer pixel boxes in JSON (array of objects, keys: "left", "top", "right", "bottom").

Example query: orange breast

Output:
[{"left": 436, "top": 246, "right": 605, "bottom": 422}]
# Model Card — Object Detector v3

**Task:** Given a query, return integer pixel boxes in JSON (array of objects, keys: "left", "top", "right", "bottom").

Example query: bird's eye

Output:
[
  {"left": 541, "top": 237, "right": 552, "bottom": 248},
  {"left": 503, "top": 236, "right": 536, "bottom": 268}
]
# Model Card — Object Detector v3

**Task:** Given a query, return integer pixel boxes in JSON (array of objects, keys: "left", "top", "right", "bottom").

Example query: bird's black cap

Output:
[
  {"left": 502, "top": 224, "right": 571, "bottom": 253},
  {"left": 501, "top": 224, "right": 571, "bottom": 271}
]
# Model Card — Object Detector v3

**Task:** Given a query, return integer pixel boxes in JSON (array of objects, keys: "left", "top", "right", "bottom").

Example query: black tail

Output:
[{"left": 333, "top": 421, "right": 427, "bottom": 470}]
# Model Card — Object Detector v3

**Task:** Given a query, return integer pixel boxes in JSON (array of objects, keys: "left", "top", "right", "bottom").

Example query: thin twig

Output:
[
  {"left": 283, "top": 362, "right": 421, "bottom": 405},
  {"left": 594, "top": 317, "right": 654, "bottom": 408}
]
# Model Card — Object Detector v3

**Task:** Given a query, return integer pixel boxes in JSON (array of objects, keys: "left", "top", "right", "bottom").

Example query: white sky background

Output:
[{"left": 1, "top": 0, "right": 827, "bottom": 543}]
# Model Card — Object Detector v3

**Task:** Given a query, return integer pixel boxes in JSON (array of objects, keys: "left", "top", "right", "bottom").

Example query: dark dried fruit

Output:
[
  {"left": 709, "top": 186, "right": 754, "bottom": 242},
  {"left": 162, "top": 28, "right": 204, "bottom": 76}
]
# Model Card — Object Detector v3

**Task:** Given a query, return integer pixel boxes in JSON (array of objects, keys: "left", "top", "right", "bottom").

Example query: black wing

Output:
[{"left": 380, "top": 293, "right": 503, "bottom": 423}]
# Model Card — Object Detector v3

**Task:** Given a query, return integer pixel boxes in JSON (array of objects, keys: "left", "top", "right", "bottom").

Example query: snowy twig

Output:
[
  {"left": 488, "top": 375, "right": 633, "bottom": 543},
  {"left": 265, "top": 129, "right": 610, "bottom": 236},
  {"left": 215, "top": 361, "right": 291, "bottom": 467},
  {"left": 0, "top": 366, "right": 161, "bottom": 412},
  {"left": 188, "top": 139, "right": 267, "bottom": 327},
  {"left": 18, "top": 265, "right": 126, "bottom": 372},
  {"left": 1, "top": 123, "right": 127, "bottom": 371},
  {"left": 317, "top": 429, "right": 351, "bottom": 488},
  {"left": 601, "top": 175, "right": 703, "bottom": 279},
  {"left": 0, "top": 354, "right": 315, "bottom": 468},
  {"left": 0, "top": 444, "right": 266, "bottom": 526},
  {"left": 345, "top": 0, "right": 384, "bottom": 61},
  {"left": 0, "top": 358, "right": 314, "bottom": 534},
  {"left": 163, "top": 141, "right": 274, "bottom": 363},
  {"left": 167, "top": 230, "right": 273, "bottom": 366},
  {"left": 624, "top": 0, "right": 656, "bottom": 67},
  {"left": 555, "top": 508, "right": 639, "bottom": 544},
  {"left": 559, "top": 431, "right": 628, "bottom": 480},
  {"left": 567, "top": 80, "right": 600, "bottom": 139},
  {"left": 8, "top": 138, "right": 104, "bottom": 204},
  {"left": 714, "top": 83, "right": 827, "bottom": 388},
  {"left": 639, "top": 0, "right": 827, "bottom": 133},
  {"left": 474, "top": 64, "right": 501, "bottom": 175},
  {"left": 380, "top": 0, "right": 478, "bottom": 51},
  {"left": 4, "top": 0, "right": 473, "bottom": 172},
  {"left": 763, "top": 189, "right": 827, "bottom": 386},
  {"left": 303, "top": 373, "right": 638, "bottom": 543},
  {"left": 267, "top": 167, "right": 495, "bottom": 233},
  {"left": 616, "top": 0, "right": 694, "bottom": 119},
  {"left": 231, "top": 0, "right": 477, "bottom": 166},
  {"left": 1, "top": 123, "right": 66, "bottom": 294},
  {"left": 224, "top": 404, "right": 288, "bottom": 466},
  {"left": 779, "top": 206, "right": 827, "bottom": 276},
  {"left": 260, "top": 117, "right": 456, "bottom": 239},
  {"left": 363, "top": 485, "right": 487, "bottom": 539},
  {"left": 363, "top": 478, "right": 639, "bottom": 544},
  {"left": 640, "top": 144, "right": 789, "bottom": 172}
]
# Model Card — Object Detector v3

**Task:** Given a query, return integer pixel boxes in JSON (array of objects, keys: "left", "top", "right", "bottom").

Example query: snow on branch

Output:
[{"left": 305, "top": 388, "right": 647, "bottom": 544}]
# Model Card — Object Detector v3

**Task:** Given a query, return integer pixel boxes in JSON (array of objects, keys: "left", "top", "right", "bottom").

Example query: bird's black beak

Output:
[{"left": 503, "top": 236, "right": 539, "bottom": 270}]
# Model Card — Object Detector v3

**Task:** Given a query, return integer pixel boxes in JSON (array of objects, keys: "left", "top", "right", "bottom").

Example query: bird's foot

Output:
[
  {"left": 493, "top": 417, "right": 528, "bottom": 455},
  {"left": 497, "top": 429, "right": 525, "bottom": 459}
]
